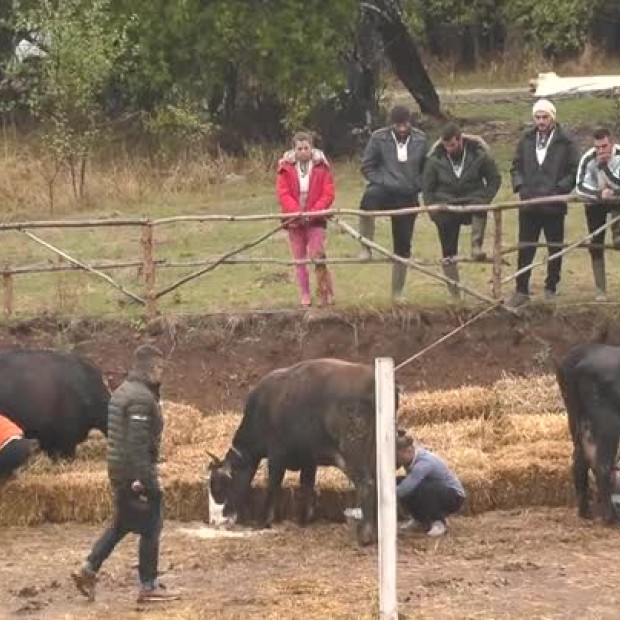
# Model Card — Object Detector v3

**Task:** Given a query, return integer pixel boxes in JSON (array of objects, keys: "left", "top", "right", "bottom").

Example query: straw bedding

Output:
[{"left": 0, "top": 374, "right": 575, "bottom": 526}]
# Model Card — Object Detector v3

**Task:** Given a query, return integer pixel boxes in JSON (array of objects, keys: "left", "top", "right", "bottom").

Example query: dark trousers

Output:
[
  {"left": 0, "top": 438, "right": 31, "bottom": 477},
  {"left": 433, "top": 212, "right": 472, "bottom": 258},
  {"left": 399, "top": 479, "right": 464, "bottom": 527},
  {"left": 87, "top": 484, "right": 163, "bottom": 588},
  {"left": 515, "top": 210, "right": 565, "bottom": 294},
  {"left": 360, "top": 185, "right": 417, "bottom": 258},
  {"left": 585, "top": 203, "right": 620, "bottom": 259}
]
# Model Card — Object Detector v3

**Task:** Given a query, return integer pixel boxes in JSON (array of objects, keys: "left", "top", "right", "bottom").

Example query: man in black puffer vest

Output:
[{"left": 72, "top": 344, "right": 180, "bottom": 605}]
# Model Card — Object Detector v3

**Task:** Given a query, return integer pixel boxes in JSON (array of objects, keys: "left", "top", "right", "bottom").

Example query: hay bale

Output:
[
  {"left": 0, "top": 472, "right": 111, "bottom": 526},
  {"left": 0, "top": 395, "right": 580, "bottom": 526},
  {"left": 400, "top": 386, "right": 497, "bottom": 426},
  {"left": 399, "top": 373, "right": 565, "bottom": 427},
  {"left": 495, "top": 373, "right": 563, "bottom": 416}
]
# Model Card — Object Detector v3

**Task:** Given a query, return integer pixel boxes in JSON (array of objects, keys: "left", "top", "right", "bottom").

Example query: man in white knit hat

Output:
[{"left": 507, "top": 99, "right": 579, "bottom": 309}]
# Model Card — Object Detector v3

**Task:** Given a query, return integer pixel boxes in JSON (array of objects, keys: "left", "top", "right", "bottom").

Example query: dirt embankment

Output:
[{"left": 0, "top": 305, "right": 618, "bottom": 413}]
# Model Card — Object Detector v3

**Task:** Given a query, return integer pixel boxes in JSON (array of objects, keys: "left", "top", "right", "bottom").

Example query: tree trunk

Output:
[{"left": 363, "top": 0, "right": 443, "bottom": 118}]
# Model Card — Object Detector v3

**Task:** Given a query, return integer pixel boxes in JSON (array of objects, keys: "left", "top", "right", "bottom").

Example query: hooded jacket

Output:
[
  {"left": 276, "top": 148, "right": 335, "bottom": 228},
  {"left": 106, "top": 368, "right": 163, "bottom": 490},
  {"left": 510, "top": 123, "right": 579, "bottom": 215},
  {"left": 361, "top": 126, "right": 427, "bottom": 197},
  {"left": 422, "top": 134, "right": 501, "bottom": 222}
]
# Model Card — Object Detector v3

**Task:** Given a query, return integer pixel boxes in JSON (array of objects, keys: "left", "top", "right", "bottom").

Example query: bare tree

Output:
[{"left": 361, "top": 0, "right": 443, "bottom": 118}]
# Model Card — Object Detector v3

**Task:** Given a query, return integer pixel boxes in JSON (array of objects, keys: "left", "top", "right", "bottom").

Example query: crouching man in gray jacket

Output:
[
  {"left": 72, "top": 345, "right": 180, "bottom": 605},
  {"left": 396, "top": 434, "right": 466, "bottom": 537}
]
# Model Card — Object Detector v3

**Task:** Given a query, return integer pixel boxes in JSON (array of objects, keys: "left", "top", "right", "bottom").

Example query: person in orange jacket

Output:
[{"left": 0, "top": 413, "right": 35, "bottom": 479}]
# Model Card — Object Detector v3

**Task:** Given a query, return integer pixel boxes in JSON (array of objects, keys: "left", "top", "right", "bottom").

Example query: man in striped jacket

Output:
[{"left": 575, "top": 127, "right": 620, "bottom": 301}]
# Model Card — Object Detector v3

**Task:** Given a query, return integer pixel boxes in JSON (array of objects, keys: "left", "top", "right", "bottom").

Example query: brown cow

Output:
[{"left": 207, "top": 358, "right": 400, "bottom": 546}]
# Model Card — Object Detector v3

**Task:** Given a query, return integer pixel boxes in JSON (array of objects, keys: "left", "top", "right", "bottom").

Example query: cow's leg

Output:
[
  {"left": 260, "top": 458, "right": 286, "bottom": 528},
  {"left": 354, "top": 473, "right": 377, "bottom": 546},
  {"left": 298, "top": 465, "right": 317, "bottom": 525},
  {"left": 594, "top": 431, "right": 619, "bottom": 524},
  {"left": 342, "top": 461, "right": 376, "bottom": 546},
  {"left": 573, "top": 443, "right": 591, "bottom": 519}
]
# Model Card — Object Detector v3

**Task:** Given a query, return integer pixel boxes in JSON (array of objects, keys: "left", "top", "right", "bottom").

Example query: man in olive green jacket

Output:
[
  {"left": 72, "top": 344, "right": 180, "bottom": 605},
  {"left": 422, "top": 123, "right": 501, "bottom": 299}
]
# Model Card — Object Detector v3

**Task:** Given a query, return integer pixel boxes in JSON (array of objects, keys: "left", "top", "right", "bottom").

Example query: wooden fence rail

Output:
[{"left": 0, "top": 193, "right": 616, "bottom": 318}]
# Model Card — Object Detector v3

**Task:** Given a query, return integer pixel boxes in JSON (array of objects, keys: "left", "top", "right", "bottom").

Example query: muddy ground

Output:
[
  {"left": 2, "top": 308, "right": 620, "bottom": 618},
  {"left": 2, "top": 508, "right": 620, "bottom": 619},
  {"left": 1, "top": 305, "right": 619, "bottom": 413}
]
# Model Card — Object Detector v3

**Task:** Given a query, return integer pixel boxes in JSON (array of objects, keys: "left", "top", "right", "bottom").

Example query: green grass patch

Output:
[{"left": 2, "top": 99, "right": 619, "bottom": 317}]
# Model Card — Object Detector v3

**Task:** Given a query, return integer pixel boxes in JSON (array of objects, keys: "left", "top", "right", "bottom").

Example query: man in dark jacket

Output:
[
  {"left": 358, "top": 105, "right": 427, "bottom": 300},
  {"left": 422, "top": 123, "right": 501, "bottom": 299},
  {"left": 507, "top": 99, "right": 579, "bottom": 308},
  {"left": 72, "top": 344, "right": 179, "bottom": 604}
]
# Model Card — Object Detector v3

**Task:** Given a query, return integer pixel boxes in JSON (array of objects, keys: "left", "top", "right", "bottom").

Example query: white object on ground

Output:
[
  {"left": 532, "top": 72, "right": 620, "bottom": 98},
  {"left": 177, "top": 525, "right": 276, "bottom": 540}
]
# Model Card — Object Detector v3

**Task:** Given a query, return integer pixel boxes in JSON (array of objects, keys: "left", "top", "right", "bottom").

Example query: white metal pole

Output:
[{"left": 375, "top": 357, "right": 398, "bottom": 620}]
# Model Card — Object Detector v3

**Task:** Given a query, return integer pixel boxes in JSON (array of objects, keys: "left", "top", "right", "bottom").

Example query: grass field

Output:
[{"left": 1, "top": 97, "right": 619, "bottom": 317}]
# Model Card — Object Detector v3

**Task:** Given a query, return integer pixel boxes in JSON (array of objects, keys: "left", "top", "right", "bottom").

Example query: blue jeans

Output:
[
  {"left": 399, "top": 478, "right": 464, "bottom": 528},
  {"left": 87, "top": 483, "right": 163, "bottom": 588}
]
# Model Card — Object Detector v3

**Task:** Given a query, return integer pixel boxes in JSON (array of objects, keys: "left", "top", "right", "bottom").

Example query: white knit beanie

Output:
[{"left": 532, "top": 99, "right": 556, "bottom": 120}]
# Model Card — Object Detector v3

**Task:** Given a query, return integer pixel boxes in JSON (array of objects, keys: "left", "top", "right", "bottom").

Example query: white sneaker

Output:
[{"left": 427, "top": 520, "right": 446, "bottom": 537}]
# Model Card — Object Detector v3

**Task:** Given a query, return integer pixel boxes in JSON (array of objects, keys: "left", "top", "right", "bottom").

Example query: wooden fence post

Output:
[
  {"left": 492, "top": 210, "right": 503, "bottom": 299},
  {"left": 141, "top": 222, "right": 156, "bottom": 317},
  {"left": 375, "top": 357, "right": 397, "bottom": 620},
  {"left": 3, "top": 262, "right": 13, "bottom": 317}
]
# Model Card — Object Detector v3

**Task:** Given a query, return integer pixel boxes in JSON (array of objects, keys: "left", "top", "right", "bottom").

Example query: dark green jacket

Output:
[
  {"left": 106, "top": 370, "right": 163, "bottom": 489},
  {"left": 422, "top": 135, "right": 502, "bottom": 218}
]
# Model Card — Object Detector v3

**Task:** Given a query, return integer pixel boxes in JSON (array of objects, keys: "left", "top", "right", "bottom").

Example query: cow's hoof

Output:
[
  {"left": 578, "top": 508, "right": 592, "bottom": 520},
  {"left": 298, "top": 509, "right": 316, "bottom": 526},
  {"left": 356, "top": 522, "right": 377, "bottom": 546}
]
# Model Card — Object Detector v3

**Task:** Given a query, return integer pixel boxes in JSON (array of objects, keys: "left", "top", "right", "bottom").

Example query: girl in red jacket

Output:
[{"left": 276, "top": 131, "right": 335, "bottom": 307}]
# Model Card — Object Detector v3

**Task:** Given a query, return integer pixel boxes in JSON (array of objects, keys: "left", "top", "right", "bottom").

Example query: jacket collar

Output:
[
  {"left": 277, "top": 148, "right": 329, "bottom": 171},
  {"left": 126, "top": 370, "right": 161, "bottom": 398},
  {"left": 524, "top": 122, "right": 569, "bottom": 144}
]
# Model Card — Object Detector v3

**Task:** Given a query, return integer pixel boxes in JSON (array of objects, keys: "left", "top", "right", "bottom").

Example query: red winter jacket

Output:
[{"left": 276, "top": 154, "right": 335, "bottom": 228}]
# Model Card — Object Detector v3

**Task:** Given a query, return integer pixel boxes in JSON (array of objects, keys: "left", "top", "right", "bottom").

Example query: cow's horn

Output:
[{"left": 206, "top": 451, "right": 223, "bottom": 467}]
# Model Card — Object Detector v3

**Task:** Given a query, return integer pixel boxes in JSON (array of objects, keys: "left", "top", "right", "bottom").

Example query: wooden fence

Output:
[{"left": 1, "top": 194, "right": 615, "bottom": 318}]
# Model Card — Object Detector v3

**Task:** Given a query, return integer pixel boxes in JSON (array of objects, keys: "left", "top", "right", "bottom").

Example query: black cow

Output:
[
  {"left": 557, "top": 343, "right": 620, "bottom": 523},
  {"left": 207, "top": 358, "right": 399, "bottom": 546},
  {"left": 0, "top": 349, "right": 110, "bottom": 459}
]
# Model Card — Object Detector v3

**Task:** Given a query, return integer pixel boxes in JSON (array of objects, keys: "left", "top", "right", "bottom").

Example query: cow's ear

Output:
[{"left": 206, "top": 451, "right": 223, "bottom": 468}]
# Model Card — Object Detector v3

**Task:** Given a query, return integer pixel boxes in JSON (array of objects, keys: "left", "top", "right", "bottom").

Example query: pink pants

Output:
[{"left": 287, "top": 226, "right": 334, "bottom": 306}]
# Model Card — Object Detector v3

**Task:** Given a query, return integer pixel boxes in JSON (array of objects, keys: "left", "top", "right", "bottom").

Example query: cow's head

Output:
[{"left": 206, "top": 446, "right": 253, "bottom": 522}]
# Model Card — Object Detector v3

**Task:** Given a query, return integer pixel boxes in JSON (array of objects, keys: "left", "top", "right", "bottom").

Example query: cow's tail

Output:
[{"left": 555, "top": 349, "right": 586, "bottom": 444}]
